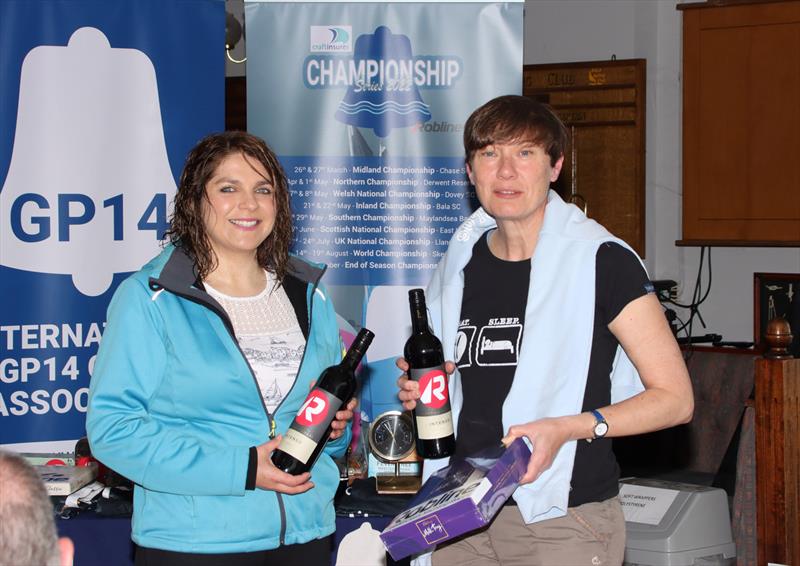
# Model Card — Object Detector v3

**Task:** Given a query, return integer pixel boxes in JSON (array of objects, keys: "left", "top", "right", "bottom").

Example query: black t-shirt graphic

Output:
[{"left": 455, "top": 231, "right": 530, "bottom": 460}]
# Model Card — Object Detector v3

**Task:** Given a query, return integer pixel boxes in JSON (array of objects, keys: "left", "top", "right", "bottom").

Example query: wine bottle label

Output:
[
  {"left": 415, "top": 411, "right": 454, "bottom": 440},
  {"left": 277, "top": 388, "right": 343, "bottom": 465},
  {"left": 409, "top": 365, "right": 453, "bottom": 439}
]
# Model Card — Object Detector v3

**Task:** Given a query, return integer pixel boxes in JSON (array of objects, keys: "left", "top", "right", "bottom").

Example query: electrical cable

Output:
[
  {"left": 666, "top": 246, "right": 712, "bottom": 336},
  {"left": 654, "top": 247, "right": 713, "bottom": 360},
  {"left": 682, "top": 247, "right": 709, "bottom": 339}
]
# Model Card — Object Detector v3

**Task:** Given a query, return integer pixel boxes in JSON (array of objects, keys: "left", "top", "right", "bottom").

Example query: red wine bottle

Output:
[
  {"left": 405, "top": 289, "right": 455, "bottom": 459},
  {"left": 272, "top": 328, "right": 374, "bottom": 475}
]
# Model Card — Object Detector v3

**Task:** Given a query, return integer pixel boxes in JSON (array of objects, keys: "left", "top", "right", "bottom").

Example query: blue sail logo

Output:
[
  {"left": 304, "top": 26, "right": 462, "bottom": 137},
  {"left": 329, "top": 27, "right": 350, "bottom": 45},
  {"left": 310, "top": 25, "right": 352, "bottom": 53}
]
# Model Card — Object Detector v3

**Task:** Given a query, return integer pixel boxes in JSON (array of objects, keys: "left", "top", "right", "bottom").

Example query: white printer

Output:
[{"left": 620, "top": 478, "right": 737, "bottom": 566}]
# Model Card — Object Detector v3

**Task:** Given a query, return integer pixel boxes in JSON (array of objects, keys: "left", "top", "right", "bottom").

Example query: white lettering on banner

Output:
[
  {"left": 0, "top": 387, "right": 90, "bottom": 417},
  {"left": 304, "top": 56, "right": 462, "bottom": 89},
  {"left": 1, "top": 322, "right": 106, "bottom": 350},
  {"left": 1, "top": 322, "right": 104, "bottom": 417},
  {"left": 1, "top": 356, "right": 95, "bottom": 384}
]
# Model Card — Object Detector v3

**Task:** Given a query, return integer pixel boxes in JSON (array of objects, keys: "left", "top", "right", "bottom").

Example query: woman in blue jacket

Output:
[{"left": 87, "top": 132, "right": 354, "bottom": 565}]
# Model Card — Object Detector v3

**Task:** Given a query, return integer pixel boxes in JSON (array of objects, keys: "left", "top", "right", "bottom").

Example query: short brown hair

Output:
[
  {"left": 165, "top": 131, "right": 293, "bottom": 283},
  {"left": 0, "top": 451, "right": 60, "bottom": 565},
  {"left": 463, "top": 95, "right": 569, "bottom": 167}
]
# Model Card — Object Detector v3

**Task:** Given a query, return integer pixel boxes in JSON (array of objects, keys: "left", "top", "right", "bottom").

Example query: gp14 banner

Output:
[
  {"left": 0, "top": 0, "right": 224, "bottom": 452},
  {"left": 246, "top": 2, "right": 522, "bottom": 433}
]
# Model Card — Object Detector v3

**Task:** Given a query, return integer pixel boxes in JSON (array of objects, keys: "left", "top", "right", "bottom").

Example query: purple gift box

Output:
[{"left": 379, "top": 438, "right": 531, "bottom": 560}]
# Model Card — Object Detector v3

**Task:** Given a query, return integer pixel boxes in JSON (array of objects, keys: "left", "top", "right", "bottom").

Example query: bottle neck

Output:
[
  {"left": 341, "top": 348, "right": 365, "bottom": 370},
  {"left": 410, "top": 302, "right": 429, "bottom": 334},
  {"left": 341, "top": 329, "right": 373, "bottom": 370}
]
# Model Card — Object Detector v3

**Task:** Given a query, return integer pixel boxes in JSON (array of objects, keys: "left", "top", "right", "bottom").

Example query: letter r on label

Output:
[
  {"left": 418, "top": 370, "right": 448, "bottom": 409},
  {"left": 296, "top": 391, "right": 329, "bottom": 426}
]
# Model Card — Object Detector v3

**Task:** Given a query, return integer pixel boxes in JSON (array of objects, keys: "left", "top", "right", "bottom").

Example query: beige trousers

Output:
[{"left": 431, "top": 496, "right": 626, "bottom": 566}]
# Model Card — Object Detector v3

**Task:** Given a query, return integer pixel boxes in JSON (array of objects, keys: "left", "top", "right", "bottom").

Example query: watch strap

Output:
[{"left": 588, "top": 409, "right": 607, "bottom": 442}]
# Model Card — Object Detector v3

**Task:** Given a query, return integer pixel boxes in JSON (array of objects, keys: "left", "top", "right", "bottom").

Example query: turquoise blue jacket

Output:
[{"left": 87, "top": 245, "right": 349, "bottom": 553}]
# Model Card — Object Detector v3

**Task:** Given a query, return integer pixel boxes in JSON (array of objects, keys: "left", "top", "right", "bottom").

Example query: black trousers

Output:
[{"left": 135, "top": 536, "right": 332, "bottom": 566}]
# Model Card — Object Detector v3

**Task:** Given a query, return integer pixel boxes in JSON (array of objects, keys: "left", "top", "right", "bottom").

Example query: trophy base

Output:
[{"left": 375, "top": 474, "right": 421, "bottom": 495}]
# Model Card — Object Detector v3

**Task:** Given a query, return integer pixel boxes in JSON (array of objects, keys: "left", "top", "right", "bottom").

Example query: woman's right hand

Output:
[
  {"left": 396, "top": 357, "right": 456, "bottom": 411},
  {"left": 255, "top": 436, "right": 315, "bottom": 494},
  {"left": 396, "top": 357, "right": 419, "bottom": 411}
]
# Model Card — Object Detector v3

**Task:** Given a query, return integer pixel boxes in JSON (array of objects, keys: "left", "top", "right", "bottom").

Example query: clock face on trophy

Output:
[{"left": 368, "top": 411, "right": 421, "bottom": 494}]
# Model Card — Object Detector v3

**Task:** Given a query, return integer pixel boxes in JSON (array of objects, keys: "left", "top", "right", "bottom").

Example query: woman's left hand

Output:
[
  {"left": 329, "top": 397, "right": 357, "bottom": 440},
  {"left": 501, "top": 417, "right": 572, "bottom": 485}
]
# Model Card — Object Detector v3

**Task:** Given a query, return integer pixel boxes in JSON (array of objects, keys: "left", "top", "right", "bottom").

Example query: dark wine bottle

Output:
[
  {"left": 272, "top": 328, "right": 374, "bottom": 475},
  {"left": 405, "top": 289, "right": 455, "bottom": 459}
]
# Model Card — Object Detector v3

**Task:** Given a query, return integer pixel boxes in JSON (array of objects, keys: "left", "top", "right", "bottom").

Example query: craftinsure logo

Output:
[{"left": 310, "top": 25, "right": 352, "bottom": 53}]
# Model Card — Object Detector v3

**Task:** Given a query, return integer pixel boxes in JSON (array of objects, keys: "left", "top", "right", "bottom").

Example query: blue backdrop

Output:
[{"left": 0, "top": 0, "right": 224, "bottom": 448}]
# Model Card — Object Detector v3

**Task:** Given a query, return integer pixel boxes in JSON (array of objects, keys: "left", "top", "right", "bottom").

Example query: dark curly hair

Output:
[
  {"left": 165, "top": 131, "right": 293, "bottom": 284},
  {"left": 464, "top": 95, "right": 569, "bottom": 167}
]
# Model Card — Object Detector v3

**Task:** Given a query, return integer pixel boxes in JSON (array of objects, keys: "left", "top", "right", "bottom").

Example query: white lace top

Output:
[{"left": 205, "top": 271, "right": 305, "bottom": 413}]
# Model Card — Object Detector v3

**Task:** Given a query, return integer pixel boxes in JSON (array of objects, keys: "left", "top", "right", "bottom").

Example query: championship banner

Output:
[
  {"left": 246, "top": 1, "right": 523, "bottom": 439},
  {"left": 0, "top": 0, "right": 224, "bottom": 454},
  {"left": 247, "top": 3, "right": 522, "bottom": 288}
]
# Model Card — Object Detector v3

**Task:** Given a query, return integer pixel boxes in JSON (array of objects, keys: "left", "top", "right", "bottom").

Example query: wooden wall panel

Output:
[
  {"left": 680, "top": 1, "right": 800, "bottom": 245},
  {"left": 755, "top": 356, "right": 800, "bottom": 565}
]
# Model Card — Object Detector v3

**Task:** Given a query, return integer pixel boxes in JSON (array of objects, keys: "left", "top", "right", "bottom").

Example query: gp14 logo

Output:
[{"left": 0, "top": 27, "right": 176, "bottom": 296}]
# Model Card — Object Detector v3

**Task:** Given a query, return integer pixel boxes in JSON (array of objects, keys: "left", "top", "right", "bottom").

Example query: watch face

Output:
[
  {"left": 368, "top": 411, "right": 415, "bottom": 462},
  {"left": 595, "top": 422, "right": 609, "bottom": 438}
]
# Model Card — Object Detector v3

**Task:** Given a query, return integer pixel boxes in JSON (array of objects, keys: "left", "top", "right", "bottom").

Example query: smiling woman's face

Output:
[{"left": 202, "top": 152, "right": 276, "bottom": 263}]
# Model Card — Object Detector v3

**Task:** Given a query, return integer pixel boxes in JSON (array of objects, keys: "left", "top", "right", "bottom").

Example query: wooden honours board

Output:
[{"left": 523, "top": 59, "right": 646, "bottom": 257}]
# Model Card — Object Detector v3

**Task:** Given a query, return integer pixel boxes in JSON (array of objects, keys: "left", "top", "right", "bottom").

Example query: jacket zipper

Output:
[{"left": 276, "top": 268, "right": 324, "bottom": 546}]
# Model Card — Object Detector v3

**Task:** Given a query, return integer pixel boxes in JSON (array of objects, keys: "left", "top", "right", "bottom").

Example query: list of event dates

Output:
[{"left": 283, "top": 158, "right": 475, "bottom": 285}]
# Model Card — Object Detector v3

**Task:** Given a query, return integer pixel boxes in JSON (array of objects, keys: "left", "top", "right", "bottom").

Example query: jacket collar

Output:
[
  {"left": 149, "top": 244, "right": 199, "bottom": 293},
  {"left": 149, "top": 245, "right": 325, "bottom": 292},
  {"left": 148, "top": 244, "right": 324, "bottom": 340}
]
